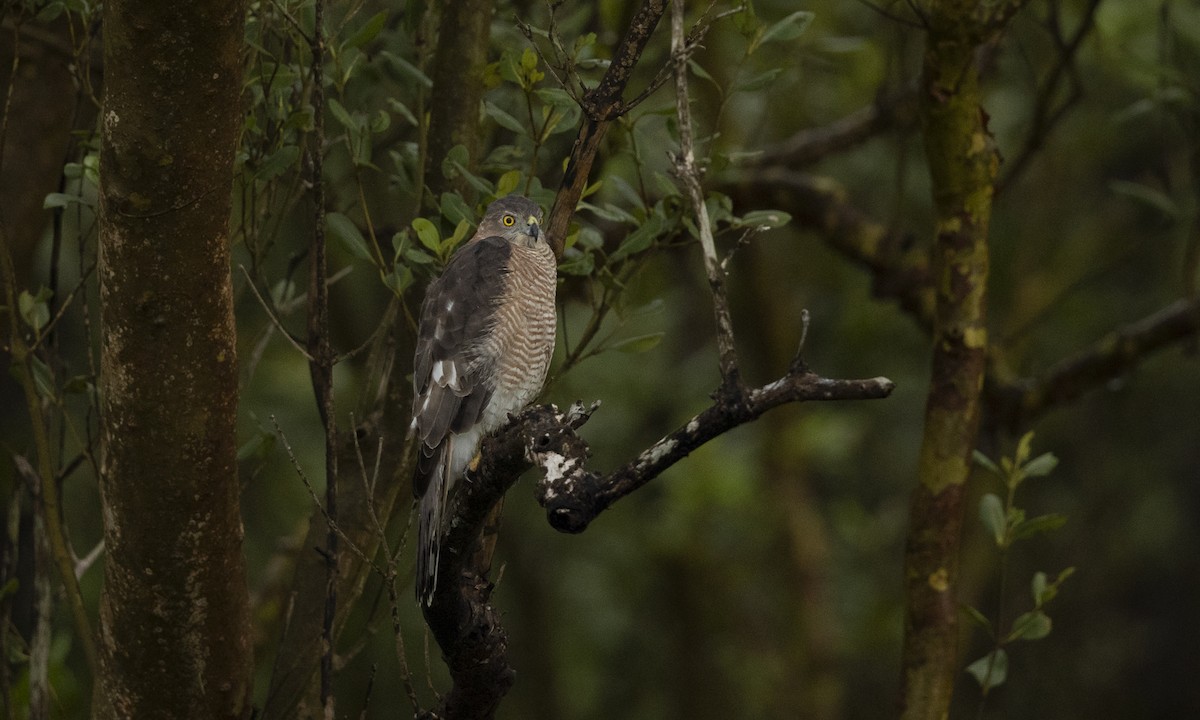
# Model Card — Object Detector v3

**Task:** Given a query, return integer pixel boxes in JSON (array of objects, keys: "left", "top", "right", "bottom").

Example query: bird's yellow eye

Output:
[{"left": 502, "top": 214, "right": 515, "bottom": 227}]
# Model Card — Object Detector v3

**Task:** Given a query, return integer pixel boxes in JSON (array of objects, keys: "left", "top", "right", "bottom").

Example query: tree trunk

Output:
[
  {"left": 93, "top": 0, "right": 252, "bottom": 717},
  {"left": 425, "top": 0, "right": 495, "bottom": 202},
  {"left": 898, "top": 2, "right": 999, "bottom": 718}
]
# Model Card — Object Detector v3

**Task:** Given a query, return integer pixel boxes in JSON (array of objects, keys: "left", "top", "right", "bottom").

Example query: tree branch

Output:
[
  {"left": 752, "top": 88, "right": 920, "bottom": 170},
  {"left": 532, "top": 368, "right": 895, "bottom": 534},
  {"left": 722, "top": 169, "right": 934, "bottom": 330},
  {"left": 997, "top": 0, "right": 1101, "bottom": 193},
  {"left": 546, "top": 0, "right": 668, "bottom": 257},
  {"left": 670, "top": 0, "right": 739, "bottom": 391},
  {"left": 989, "top": 296, "right": 1200, "bottom": 429}
]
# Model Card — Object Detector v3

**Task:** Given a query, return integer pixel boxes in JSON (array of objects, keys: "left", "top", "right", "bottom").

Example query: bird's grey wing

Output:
[{"left": 410, "top": 235, "right": 511, "bottom": 497}]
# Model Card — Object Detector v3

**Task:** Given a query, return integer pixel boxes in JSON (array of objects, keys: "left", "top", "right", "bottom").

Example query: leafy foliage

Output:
[
  {"left": 965, "top": 433, "right": 1074, "bottom": 701},
  {"left": 1, "top": 0, "right": 1199, "bottom": 718}
]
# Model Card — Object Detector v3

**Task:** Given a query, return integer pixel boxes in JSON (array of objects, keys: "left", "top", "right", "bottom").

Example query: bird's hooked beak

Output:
[{"left": 526, "top": 216, "right": 541, "bottom": 242}]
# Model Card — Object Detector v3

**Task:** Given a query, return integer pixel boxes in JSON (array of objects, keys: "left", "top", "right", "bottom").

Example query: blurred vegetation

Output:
[{"left": 1, "top": 0, "right": 1199, "bottom": 718}]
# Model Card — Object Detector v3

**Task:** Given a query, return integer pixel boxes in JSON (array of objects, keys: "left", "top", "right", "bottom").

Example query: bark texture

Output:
[
  {"left": 425, "top": 0, "right": 495, "bottom": 201},
  {"left": 898, "top": 3, "right": 999, "bottom": 718},
  {"left": 94, "top": 0, "right": 252, "bottom": 717}
]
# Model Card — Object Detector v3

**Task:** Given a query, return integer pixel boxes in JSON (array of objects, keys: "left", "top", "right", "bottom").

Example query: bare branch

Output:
[
  {"left": 997, "top": 0, "right": 1102, "bottom": 193},
  {"left": 547, "top": 0, "right": 669, "bottom": 256},
  {"left": 752, "top": 87, "right": 920, "bottom": 169},
  {"left": 990, "top": 296, "right": 1200, "bottom": 428},
  {"left": 722, "top": 169, "right": 934, "bottom": 330},
  {"left": 530, "top": 370, "right": 894, "bottom": 534},
  {"left": 670, "top": 0, "right": 739, "bottom": 390}
]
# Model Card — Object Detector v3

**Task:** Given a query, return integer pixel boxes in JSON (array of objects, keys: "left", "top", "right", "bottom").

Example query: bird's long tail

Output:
[{"left": 415, "top": 437, "right": 453, "bottom": 606}]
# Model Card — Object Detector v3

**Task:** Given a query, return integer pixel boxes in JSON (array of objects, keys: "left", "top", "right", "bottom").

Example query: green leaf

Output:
[
  {"left": 18, "top": 289, "right": 52, "bottom": 332},
  {"left": 961, "top": 604, "right": 994, "bottom": 637},
  {"left": 411, "top": 218, "right": 441, "bottom": 253},
  {"left": 535, "top": 87, "right": 576, "bottom": 110},
  {"left": 441, "top": 145, "right": 494, "bottom": 195},
  {"left": 1006, "top": 610, "right": 1052, "bottom": 642},
  {"left": 520, "top": 46, "right": 538, "bottom": 71},
  {"left": 539, "top": 97, "right": 581, "bottom": 137},
  {"left": 445, "top": 219, "right": 471, "bottom": 254},
  {"left": 255, "top": 145, "right": 300, "bottom": 180},
  {"left": 385, "top": 266, "right": 414, "bottom": 295},
  {"left": 733, "top": 1, "right": 759, "bottom": 38},
  {"left": 237, "top": 431, "right": 276, "bottom": 462},
  {"left": 1011, "top": 513, "right": 1068, "bottom": 541},
  {"left": 495, "top": 170, "right": 523, "bottom": 197},
  {"left": 35, "top": 1, "right": 65, "bottom": 22},
  {"left": 326, "top": 212, "right": 372, "bottom": 261},
  {"left": 381, "top": 51, "right": 433, "bottom": 88},
  {"left": 1109, "top": 179, "right": 1179, "bottom": 220},
  {"left": 440, "top": 193, "right": 474, "bottom": 228},
  {"left": 403, "top": 247, "right": 436, "bottom": 265},
  {"left": 1031, "top": 571, "right": 1048, "bottom": 606},
  {"left": 1015, "top": 431, "right": 1035, "bottom": 467},
  {"left": 979, "top": 493, "right": 1007, "bottom": 546},
  {"left": 608, "top": 214, "right": 666, "bottom": 263},
  {"left": 484, "top": 101, "right": 528, "bottom": 136},
  {"left": 759, "top": 10, "right": 814, "bottom": 45},
  {"left": 1022, "top": 452, "right": 1059, "bottom": 477},
  {"left": 966, "top": 649, "right": 1008, "bottom": 691},
  {"left": 687, "top": 59, "right": 718, "bottom": 87},
  {"left": 387, "top": 98, "right": 418, "bottom": 126},
  {"left": 735, "top": 209, "right": 792, "bottom": 229},
  {"left": 370, "top": 108, "right": 391, "bottom": 134},
  {"left": 0, "top": 577, "right": 18, "bottom": 601},
  {"left": 610, "top": 332, "right": 664, "bottom": 354},
  {"left": 43, "top": 192, "right": 84, "bottom": 210},
  {"left": 345, "top": 11, "right": 387, "bottom": 50},
  {"left": 972, "top": 449, "right": 1001, "bottom": 476},
  {"left": 734, "top": 67, "right": 783, "bottom": 93},
  {"left": 1033, "top": 567, "right": 1075, "bottom": 606},
  {"left": 63, "top": 375, "right": 93, "bottom": 395},
  {"left": 327, "top": 98, "right": 358, "bottom": 132},
  {"left": 28, "top": 355, "right": 56, "bottom": 399},
  {"left": 558, "top": 250, "right": 595, "bottom": 276}
]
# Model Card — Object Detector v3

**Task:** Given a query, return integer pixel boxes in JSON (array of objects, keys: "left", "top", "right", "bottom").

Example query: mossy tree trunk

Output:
[
  {"left": 93, "top": 0, "right": 252, "bottom": 717},
  {"left": 898, "top": 2, "right": 1003, "bottom": 718}
]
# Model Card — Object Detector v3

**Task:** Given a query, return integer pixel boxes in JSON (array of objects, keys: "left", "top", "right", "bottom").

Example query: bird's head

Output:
[{"left": 478, "top": 195, "right": 544, "bottom": 248}]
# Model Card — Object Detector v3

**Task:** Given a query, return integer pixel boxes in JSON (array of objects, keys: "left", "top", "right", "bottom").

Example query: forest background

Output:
[{"left": 1, "top": 0, "right": 1198, "bottom": 718}]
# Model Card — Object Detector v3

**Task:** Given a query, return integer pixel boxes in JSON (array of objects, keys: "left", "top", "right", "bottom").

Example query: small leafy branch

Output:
[{"left": 965, "top": 432, "right": 1074, "bottom": 705}]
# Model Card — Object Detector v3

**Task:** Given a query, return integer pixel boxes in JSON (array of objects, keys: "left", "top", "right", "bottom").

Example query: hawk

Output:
[{"left": 410, "top": 195, "right": 557, "bottom": 605}]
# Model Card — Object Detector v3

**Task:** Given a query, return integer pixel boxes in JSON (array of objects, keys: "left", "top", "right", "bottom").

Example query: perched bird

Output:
[{"left": 410, "top": 195, "right": 556, "bottom": 605}]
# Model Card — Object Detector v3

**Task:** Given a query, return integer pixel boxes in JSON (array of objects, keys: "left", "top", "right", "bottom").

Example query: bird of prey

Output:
[{"left": 410, "top": 195, "right": 556, "bottom": 605}]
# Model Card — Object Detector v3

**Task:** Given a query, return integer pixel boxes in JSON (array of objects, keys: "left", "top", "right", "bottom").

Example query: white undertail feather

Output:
[{"left": 417, "top": 426, "right": 483, "bottom": 605}]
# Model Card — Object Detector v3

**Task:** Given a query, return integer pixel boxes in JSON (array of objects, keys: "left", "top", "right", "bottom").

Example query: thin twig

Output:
[
  {"left": 997, "top": 0, "right": 1101, "bottom": 192},
  {"left": 269, "top": 416, "right": 381, "bottom": 576},
  {"left": 237, "top": 265, "right": 314, "bottom": 360},
  {"left": 303, "top": 1, "right": 340, "bottom": 715},
  {"left": 348, "top": 423, "right": 421, "bottom": 713}
]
